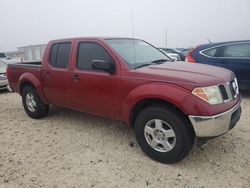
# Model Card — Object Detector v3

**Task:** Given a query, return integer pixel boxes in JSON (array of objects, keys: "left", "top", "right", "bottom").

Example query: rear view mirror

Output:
[{"left": 92, "top": 60, "right": 115, "bottom": 74}]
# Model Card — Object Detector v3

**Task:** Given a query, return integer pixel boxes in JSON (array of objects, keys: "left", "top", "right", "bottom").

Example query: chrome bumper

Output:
[{"left": 189, "top": 101, "right": 241, "bottom": 137}]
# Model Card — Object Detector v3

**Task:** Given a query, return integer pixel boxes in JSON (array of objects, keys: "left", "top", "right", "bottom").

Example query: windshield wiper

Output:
[
  {"left": 151, "top": 59, "right": 171, "bottom": 64},
  {"left": 135, "top": 59, "right": 170, "bottom": 69},
  {"left": 135, "top": 63, "right": 152, "bottom": 69}
]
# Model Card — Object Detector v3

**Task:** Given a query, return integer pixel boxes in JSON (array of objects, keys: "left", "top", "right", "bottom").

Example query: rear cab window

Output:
[{"left": 49, "top": 42, "right": 71, "bottom": 68}]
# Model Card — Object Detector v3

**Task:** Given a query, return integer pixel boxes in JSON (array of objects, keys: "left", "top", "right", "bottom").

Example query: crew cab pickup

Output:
[{"left": 7, "top": 37, "right": 242, "bottom": 163}]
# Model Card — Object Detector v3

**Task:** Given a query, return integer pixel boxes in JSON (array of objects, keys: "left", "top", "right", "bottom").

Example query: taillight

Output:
[
  {"left": 185, "top": 53, "right": 196, "bottom": 62},
  {"left": 185, "top": 48, "right": 196, "bottom": 63}
]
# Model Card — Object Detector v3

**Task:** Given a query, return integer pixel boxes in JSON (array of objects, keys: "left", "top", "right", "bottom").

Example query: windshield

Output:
[
  {"left": 0, "top": 60, "right": 7, "bottom": 73},
  {"left": 106, "top": 39, "right": 171, "bottom": 68}
]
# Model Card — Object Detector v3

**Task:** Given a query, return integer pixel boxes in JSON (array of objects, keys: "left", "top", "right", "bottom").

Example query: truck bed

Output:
[
  {"left": 8, "top": 61, "right": 42, "bottom": 67},
  {"left": 7, "top": 62, "right": 42, "bottom": 93}
]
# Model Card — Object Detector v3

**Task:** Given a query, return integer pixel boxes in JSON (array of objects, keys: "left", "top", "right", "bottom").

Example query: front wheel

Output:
[
  {"left": 22, "top": 86, "right": 49, "bottom": 119},
  {"left": 135, "top": 105, "right": 194, "bottom": 164}
]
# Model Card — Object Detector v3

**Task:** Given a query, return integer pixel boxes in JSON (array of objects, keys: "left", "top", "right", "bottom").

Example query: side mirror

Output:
[{"left": 92, "top": 59, "right": 115, "bottom": 74}]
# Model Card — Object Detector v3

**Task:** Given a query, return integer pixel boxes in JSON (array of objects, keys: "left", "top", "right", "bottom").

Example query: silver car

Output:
[
  {"left": 0, "top": 60, "right": 9, "bottom": 90},
  {"left": 158, "top": 48, "right": 181, "bottom": 61}
]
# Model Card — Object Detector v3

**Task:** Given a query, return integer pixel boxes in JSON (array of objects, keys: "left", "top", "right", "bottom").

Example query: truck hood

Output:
[{"left": 133, "top": 62, "right": 234, "bottom": 90}]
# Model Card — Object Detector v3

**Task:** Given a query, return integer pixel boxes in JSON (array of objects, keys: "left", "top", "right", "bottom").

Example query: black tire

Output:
[
  {"left": 135, "top": 105, "right": 194, "bottom": 164},
  {"left": 22, "top": 86, "right": 49, "bottom": 119}
]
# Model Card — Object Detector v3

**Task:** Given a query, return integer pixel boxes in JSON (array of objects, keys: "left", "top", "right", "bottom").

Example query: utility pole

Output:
[
  {"left": 165, "top": 27, "right": 168, "bottom": 48},
  {"left": 131, "top": 12, "right": 136, "bottom": 67},
  {"left": 131, "top": 12, "right": 135, "bottom": 39}
]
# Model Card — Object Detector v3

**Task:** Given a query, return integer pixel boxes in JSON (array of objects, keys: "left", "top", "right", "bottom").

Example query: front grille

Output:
[
  {"left": 0, "top": 85, "right": 7, "bottom": 88},
  {"left": 229, "top": 80, "right": 237, "bottom": 98},
  {"left": 219, "top": 78, "right": 239, "bottom": 102},
  {"left": 0, "top": 73, "right": 7, "bottom": 78},
  {"left": 218, "top": 84, "right": 228, "bottom": 100}
]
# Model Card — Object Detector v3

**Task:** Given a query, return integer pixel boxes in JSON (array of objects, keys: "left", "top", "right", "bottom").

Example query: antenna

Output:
[
  {"left": 165, "top": 27, "right": 168, "bottom": 48},
  {"left": 206, "top": 37, "right": 212, "bottom": 43},
  {"left": 131, "top": 12, "right": 137, "bottom": 68}
]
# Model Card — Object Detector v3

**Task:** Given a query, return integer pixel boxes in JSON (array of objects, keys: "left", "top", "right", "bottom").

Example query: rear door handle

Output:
[
  {"left": 72, "top": 74, "right": 80, "bottom": 81},
  {"left": 45, "top": 71, "right": 51, "bottom": 78}
]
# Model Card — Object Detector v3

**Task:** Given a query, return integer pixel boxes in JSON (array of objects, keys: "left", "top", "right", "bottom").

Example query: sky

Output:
[{"left": 1, "top": 0, "right": 250, "bottom": 51}]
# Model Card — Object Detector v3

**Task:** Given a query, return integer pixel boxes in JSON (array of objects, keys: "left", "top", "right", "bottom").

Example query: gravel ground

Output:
[{"left": 0, "top": 90, "right": 250, "bottom": 188}]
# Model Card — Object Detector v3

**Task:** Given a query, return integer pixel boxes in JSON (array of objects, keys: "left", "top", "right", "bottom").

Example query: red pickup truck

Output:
[{"left": 7, "top": 37, "right": 241, "bottom": 163}]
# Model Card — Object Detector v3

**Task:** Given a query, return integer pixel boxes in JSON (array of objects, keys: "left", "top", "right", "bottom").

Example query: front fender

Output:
[
  {"left": 121, "top": 83, "right": 190, "bottom": 124},
  {"left": 18, "top": 73, "right": 49, "bottom": 104}
]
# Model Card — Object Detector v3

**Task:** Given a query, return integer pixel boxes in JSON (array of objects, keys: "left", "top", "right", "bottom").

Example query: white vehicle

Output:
[{"left": 158, "top": 48, "right": 181, "bottom": 61}]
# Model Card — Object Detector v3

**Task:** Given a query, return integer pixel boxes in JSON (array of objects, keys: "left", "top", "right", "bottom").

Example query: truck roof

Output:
[{"left": 49, "top": 37, "right": 140, "bottom": 43}]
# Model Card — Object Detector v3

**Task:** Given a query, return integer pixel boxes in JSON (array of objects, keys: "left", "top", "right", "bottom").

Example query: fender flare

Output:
[
  {"left": 18, "top": 73, "right": 49, "bottom": 104},
  {"left": 121, "top": 83, "right": 190, "bottom": 125}
]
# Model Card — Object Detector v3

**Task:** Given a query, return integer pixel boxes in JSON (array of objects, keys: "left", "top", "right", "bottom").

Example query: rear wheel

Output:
[
  {"left": 22, "top": 86, "right": 49, "bottom": 119},
  {"left": 135, "top": 105, "right": 194, "bottom": 164}
]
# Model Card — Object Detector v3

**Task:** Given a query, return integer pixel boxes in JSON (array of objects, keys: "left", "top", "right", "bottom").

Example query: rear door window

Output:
[
  {"left": 49, "top": 42, "right": 71, "bottom": 68},
  {"left": 203, "top": 48, "right": 217, "bottom": 57},
  {"left": 223, "top": 43, "right": 250, "bottom": 58},
  {"left": 202, "top": 46, "right": 225, "bottom": 57}
]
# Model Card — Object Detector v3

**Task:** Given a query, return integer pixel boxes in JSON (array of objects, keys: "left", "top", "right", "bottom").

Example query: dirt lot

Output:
[{"left": 0, "top": 90, "right": 250, "bottom": 188}]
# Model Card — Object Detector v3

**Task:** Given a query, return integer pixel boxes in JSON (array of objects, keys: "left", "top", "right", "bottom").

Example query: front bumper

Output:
[{"left": 189, "top": 101, "right": 241, "bottom": 137}]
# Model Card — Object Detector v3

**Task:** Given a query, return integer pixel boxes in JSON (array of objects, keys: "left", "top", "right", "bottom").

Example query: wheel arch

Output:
[
  {"left": 122, "top": 83, "right": 191, "bottom": 128},
  {"left": 19, "top": 81, "right": 35, "bottom": 94},
  {"left": 129, "top": 97, "right": 191, "bottom": 129},
  {"left": 18, "top": 73, "right": 49, "bottom": 104}
]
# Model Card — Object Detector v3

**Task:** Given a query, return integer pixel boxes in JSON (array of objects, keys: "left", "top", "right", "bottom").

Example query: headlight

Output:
[{"left": 192, "top": 85, "right": 223, "bottom": 105}]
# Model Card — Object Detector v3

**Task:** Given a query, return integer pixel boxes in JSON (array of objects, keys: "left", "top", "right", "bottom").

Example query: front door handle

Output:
[{"left": 72, "top": 74, "right": 80, "bottom": 81}]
